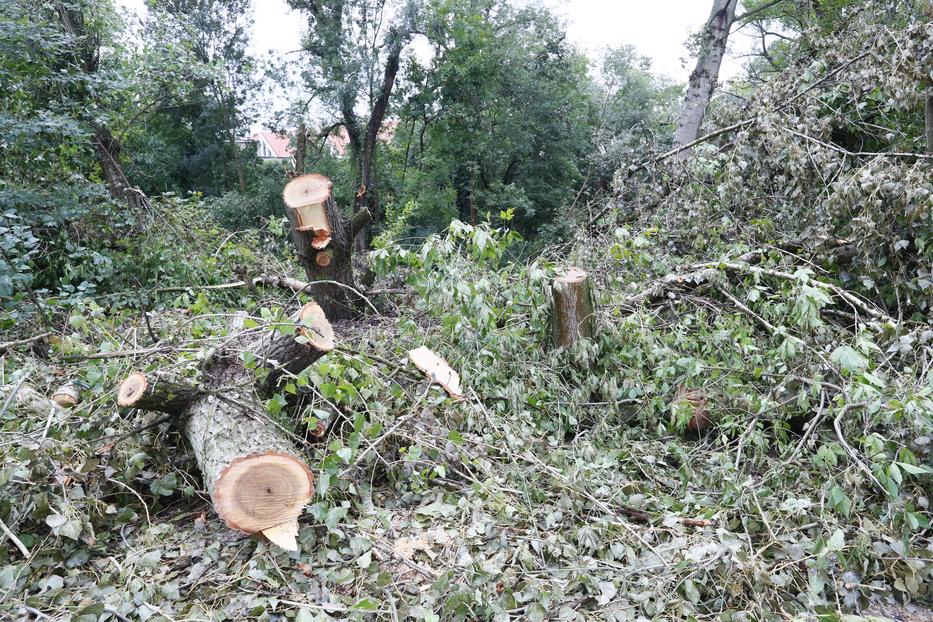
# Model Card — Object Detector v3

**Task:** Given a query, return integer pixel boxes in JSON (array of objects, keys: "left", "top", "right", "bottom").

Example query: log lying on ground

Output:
[
  {"left": 116, "top": 302, "right": 333, "bottom": 550},
  {"left": 552, "top": 268, "right": 595, "bottom": 347}
]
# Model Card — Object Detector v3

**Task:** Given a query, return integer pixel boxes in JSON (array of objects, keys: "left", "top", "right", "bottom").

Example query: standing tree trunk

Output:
[
  {"left": 552, "top": 268, "right": 595, "bottom": 347},
  {"left": 93, "top": 126, "right": 149, "bottom": 211},
  {"left": 283, "top": 174, "right": 369, "bottom": 320},
  {"left": 116, "top": 302, "right": 334, "bottom": 550},
  {"left": 352, "top": 33, "right": 404, "bottom": 251},
  {"left": 673, "top": 0, "right": 739, "bottom": 160}
]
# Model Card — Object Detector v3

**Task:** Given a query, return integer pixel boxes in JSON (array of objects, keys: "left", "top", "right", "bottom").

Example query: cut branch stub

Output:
[
  {"left": 552, "top": 268, "right": 595, "bottom": 347},
  {"left": 52, "top": 382, "right": 80, "bottom": 408},
  {"left": 117, "top": 372, "right": 203, "bottom": 416},
  {"left": 255, "top": 301, "right": 335, "bottom": 394},
  {"left": 283, "top": 173, "right": 333, "bottom": 249}
]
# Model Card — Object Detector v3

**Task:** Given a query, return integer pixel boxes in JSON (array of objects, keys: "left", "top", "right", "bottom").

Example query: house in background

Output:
[
  {"left": 250, "top": 131, "right": 295, "bottom": 161},
  {"left": 243, "top": 123, "right": 398, "bottom": 162}
]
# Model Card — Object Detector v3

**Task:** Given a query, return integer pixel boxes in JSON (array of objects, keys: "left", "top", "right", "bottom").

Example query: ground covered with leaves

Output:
[{"left": 1, "top": 199, "right": 931, "bottom": 621}]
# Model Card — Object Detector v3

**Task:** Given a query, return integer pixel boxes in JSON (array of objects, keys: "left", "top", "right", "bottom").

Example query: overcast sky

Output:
[{"left": 117, "top": 0, "right": 755, "bottom": 128}]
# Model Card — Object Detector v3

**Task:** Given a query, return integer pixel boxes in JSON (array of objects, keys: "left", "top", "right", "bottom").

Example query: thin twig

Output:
[{"left": 0, "top": 516, "right": 31, "bottom": 558}]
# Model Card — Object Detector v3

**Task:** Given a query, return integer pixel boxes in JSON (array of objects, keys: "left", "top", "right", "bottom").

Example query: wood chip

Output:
[{"left": 408, "top": 346, "right": 464, "bottom": 399}]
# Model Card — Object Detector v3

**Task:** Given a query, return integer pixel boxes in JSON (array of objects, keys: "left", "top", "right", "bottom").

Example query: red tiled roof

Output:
[{"left": 253, "top": 131, "right": 294, "bottom": 158}]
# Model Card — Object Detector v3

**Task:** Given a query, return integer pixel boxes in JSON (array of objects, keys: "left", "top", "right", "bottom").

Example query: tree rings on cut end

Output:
[
  {"left": 298, "top": 302, "right": 335, "bottom": 352},
  {"left": 555, "top": 267, "right": 588, "bottom": 285},
  {"left": 283, "top": 173, "right": 333, "bottom": 247},
  {"left": 213, "top": 452, "right": 314, "bottom": 533},
  {"left": 116, "top": 373, "right": 148, "bottom": 407}
]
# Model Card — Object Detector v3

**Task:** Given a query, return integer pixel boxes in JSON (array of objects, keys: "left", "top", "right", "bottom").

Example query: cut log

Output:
[
  {"left": 186, "top": 397, "right": 313, "bottom": 534},
  {"left": 284, "top": 174, "right": 356, "bottom": 320},
  {"left": 117, "top": 372, "right": 203, "bottom": 416},
  {"left": 552, "top": 268, "right": 595, "bottom": 347},
  {"left": 115, "top": 302, "right": 334, "bottom": 549},
  {"left": 409, "top": 346, "right": 464, "bottom": 399},
  {"left": 254, "top": 301, "right": 335, "bottom": 394},
  {"left": 51, "top": 382, "right": 80, "bottom": 408}
]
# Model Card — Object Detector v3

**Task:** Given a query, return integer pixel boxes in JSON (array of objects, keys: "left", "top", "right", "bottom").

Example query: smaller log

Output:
[
  {"left": 117, "top": 372, "right": 203, "bottom": 416},
  {"left": 552, "top": 268, "right": 595, "bottom": 347},
  {"left": 255, "top": 302, "right": 335, "bottom": 394},
  {"left": 674, "top": 386, "right": 710, "bottom": 432},
  {"left": 51, "top": 382, "right": 80, "bottom": 408}
]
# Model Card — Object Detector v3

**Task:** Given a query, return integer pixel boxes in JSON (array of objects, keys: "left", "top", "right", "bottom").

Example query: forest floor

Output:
[{"left": 2, "top": 205, "right": 932, "bottom": 622}]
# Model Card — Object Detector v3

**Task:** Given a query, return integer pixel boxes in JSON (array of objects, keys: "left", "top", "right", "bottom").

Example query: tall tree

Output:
[
  {"left": 54, "top": 1, "right": 147, "bottom": 209},
  {"left": 387, "top": 0, "right": 591, "bottom": 237},
  {"left": 140, "top": 0, "right": 258, "bottom": 194},
  {"left": 672, "top": 0, "right": 739, "bottom": 158},
  {"left": 288, "top": 0, "right": 421, "bottom": 248}
]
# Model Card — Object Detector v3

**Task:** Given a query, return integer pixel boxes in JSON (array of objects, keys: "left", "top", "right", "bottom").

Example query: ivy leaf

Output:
[{"left": 526, "top": 602, "right": 548, "bottom": 622}]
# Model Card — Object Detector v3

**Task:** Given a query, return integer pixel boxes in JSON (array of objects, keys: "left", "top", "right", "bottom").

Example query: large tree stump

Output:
[
  {"left": 552, "top": 268, "right": 595, "bottom": 347},
  {"left": 116, "top": 302, "right": 334, "bottom": 550},
  {"left": 283, "top": 174, "right": 366, "bottom": 320}
]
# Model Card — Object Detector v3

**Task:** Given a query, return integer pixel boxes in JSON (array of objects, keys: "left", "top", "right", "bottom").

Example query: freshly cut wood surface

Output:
[
  {"left": 282, "top": 173, "right": 332, "bottom": 209},
  {"left": 212, "top": 452, "right": 314, "bottom": 534},
  {"left": 51, "top": 382, "right": 80, "bottom": 408},
  {"left": 284, "top": 173, "right": 333, "bottom": 248},
  {"left": 409, "top": 346, "right": 464, "bottom": 399},
  {"left": 298, "top": 301, "right": 335, "bottom": 352},
  {"left": 262, "top": 519, "right": 299, "bottom": 551}
]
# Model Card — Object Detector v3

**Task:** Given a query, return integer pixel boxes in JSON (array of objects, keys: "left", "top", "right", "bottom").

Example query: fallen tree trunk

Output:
[
  {"left": 116, "top": 302, "right": 334, "bottom": 550},
  {"left": 552, "top": 268, "right": 595, "bottom": 347}
]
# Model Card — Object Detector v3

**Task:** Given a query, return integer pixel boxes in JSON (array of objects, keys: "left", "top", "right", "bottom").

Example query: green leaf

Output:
[
  {"left": 526, "top": 602, "right": 548, "bottom": 622},
  {"left": 831, "top": 345, "right": 868, "bottom": 374},
  {"left": 895, "top": 462, "right": 933, "bottom": 476},
  {"left": 824, "top": 529, "right": 845, "bottom": 554}
]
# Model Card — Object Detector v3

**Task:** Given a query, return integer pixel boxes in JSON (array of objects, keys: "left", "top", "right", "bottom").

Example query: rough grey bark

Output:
[
  {"left": 552, "top": 268, "right": 595, "bottom": 347},
  {"left": 184, "top": 393, "right": 299, "bottom": 498},
  {"left": 117, "top": 372, "right": 204, "bottom": 416},
  {"left": 672, "top": 0, "right": 739, "bottom": 161}
]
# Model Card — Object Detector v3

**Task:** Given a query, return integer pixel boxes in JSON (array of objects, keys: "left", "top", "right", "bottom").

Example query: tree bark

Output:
[
  {"left": 283, "top": 174, "right": 358, "bottom": 320},
  {"left": 116, "top": 304, "right": 334, "bottom": 546},
  {"left": 672, "top": 0, "right": 739, "bottom": 160},
  {"left": 552, "top": 268, "right": 595, "bottom": 347},
  {"left": 352, "top": 33, "right": 404, "bottom": 251}
]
